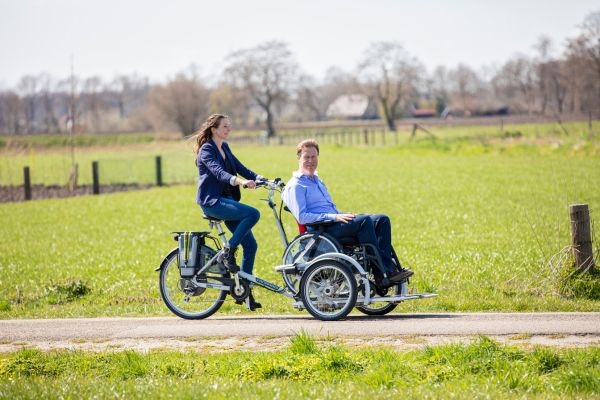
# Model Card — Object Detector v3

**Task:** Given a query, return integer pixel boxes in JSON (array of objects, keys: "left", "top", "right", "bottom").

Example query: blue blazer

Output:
[{"left": 196, "top": 140, "right": 258, "bottom": 207}]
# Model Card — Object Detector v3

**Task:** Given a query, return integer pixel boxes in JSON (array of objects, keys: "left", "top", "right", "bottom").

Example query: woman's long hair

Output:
[{"left": 193, "top": 113, "right": 228, "bottom": 156}]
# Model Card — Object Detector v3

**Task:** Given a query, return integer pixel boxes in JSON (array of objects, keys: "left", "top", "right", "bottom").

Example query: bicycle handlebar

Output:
[{"left": 243, "top": 177, "right": 285, "bottom": 190}]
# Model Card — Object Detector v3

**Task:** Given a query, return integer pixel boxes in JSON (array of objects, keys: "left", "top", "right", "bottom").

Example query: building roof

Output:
[{"left": 326, "top": 94, "right": 373, "bottom": 118}]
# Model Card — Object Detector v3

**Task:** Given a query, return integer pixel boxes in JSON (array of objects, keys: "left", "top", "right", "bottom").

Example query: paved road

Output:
[{"left": 1, "top": 313, "right": 599, "bottom": 341}]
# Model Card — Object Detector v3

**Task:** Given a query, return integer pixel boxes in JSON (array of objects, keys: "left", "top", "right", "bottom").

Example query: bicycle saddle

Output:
[{"left": 202, "top": 214, "right": 223, "bottom": 223}]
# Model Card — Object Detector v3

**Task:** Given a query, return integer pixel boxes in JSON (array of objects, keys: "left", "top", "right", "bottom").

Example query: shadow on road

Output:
[{"left": 210, "top": 313, "right": 459, "bottom": 322}]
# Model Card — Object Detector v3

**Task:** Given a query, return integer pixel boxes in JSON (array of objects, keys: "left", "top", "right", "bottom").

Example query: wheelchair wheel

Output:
[
  {"left": 159, "top": 246, "right": 229, "bottom": 319},
  {"left": 299, "top": 259, "right": 356, "bottom": 321},
  {"left": 281, "top": 233, "right": 340, "bottom": 294},
  {"left": 356, "top": 276, "right": 400, "bottom": 316}
]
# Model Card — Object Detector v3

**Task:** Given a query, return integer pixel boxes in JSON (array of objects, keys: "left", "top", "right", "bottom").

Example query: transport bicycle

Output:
[{"left": 157, "top": 178, "right": 436, "bottom": 321}]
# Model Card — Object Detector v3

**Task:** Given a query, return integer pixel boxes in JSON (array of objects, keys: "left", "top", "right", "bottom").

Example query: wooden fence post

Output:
[
  {"left": 92, "top": 161, "right": 100, "bottom": 195},
  {"left": 23, "top": 166, "right": 31, "bottom": 201},
  {"left": 155, "top": 156, "right": 163, "bottom": 187},
  {"left": 569, "top": 204, "right": 595, "bottom": 273},
  {"left": 363, "top": 129, "right": 369, "bottom": 145}
]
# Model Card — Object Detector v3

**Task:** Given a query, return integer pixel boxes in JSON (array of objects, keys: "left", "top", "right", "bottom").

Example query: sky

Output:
[{"left": 0, "top": 0, "right": 598, "bottom": 89}]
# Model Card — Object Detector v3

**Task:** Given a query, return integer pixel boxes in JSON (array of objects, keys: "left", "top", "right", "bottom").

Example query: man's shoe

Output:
[
  {"left": 388, "top": 268, "right": 414, "bottom": 283},
  {"left": 221, "top": 246, "right": 240, "bottom": 273},
  {"left": 374, "top": 275, "right": 392, "bottom": 289}
]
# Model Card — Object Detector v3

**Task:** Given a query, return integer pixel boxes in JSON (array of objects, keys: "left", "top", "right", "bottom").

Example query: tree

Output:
[
  {"left": 209, "top": 83, "right": 251, "bottom": 127},
  {"left": 111, "top": 74, "right": 149, "bottom": 120},
  {"left": 431, "top": 66, "right": 450, "bottom": 115},
  {"left": 449, "top": 64, "right": 482, "bottom": 115},
  {"left": 533, "top": 36, "right": 554, "bottom": 114},
  {"left": 223, "top": 41, "right": 298, "bottom": 137},
  {"left": 81, "top": 76, "right": 105, "bottom": 132},
  {"left": 358, "top": 42, "right": 423, "bottom": 131},
  {"left": 295, "top": 74, "right": 325, "bottom": 121},
  {"left": 147, "top": 73, "right": 210, "bottom": 136},
  {"left": 0, "top": 91, "right": 22, "bottom": 134},
  {"left": 17, "top": 75, "right": 39, "bottom": 133},
  {"left": 566, "top": 10, "right": 600, "bottom": 114},
  {"left": 38, "top": 73, "right": 60, "bottom": 133},
  {"left": 493, "top": 55, "right": 536, "bottom": 113}
]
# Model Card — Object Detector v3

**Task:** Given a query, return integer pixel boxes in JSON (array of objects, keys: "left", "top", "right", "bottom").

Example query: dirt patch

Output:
[
  {"left": 1, "top": 335, "right": 598, "bottom": 353},
  {"left": 0, "top": 183, "right": 157, "bottom": 203}
]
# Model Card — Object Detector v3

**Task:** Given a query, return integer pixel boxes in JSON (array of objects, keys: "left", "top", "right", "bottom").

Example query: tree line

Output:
[{"left": 1, "top": 10, "right": 598, "bottom": 137}]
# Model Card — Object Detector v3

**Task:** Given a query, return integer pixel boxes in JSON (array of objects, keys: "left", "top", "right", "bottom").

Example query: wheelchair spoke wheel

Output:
[
  {"left": 159, "top": 248, "right": 228, "bottom": 319},
  {"left": 356, "top": 273, "right": 400, "bottom": 316},
  {"left": 281, "top": 233, "right": 340, "bottom": 294},
  {"left": 299, "top": 259, "right": 356, "bottom": 321}
]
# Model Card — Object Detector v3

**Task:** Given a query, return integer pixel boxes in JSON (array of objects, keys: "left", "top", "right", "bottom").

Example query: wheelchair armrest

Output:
[{"left": 304, "top": 220, "right": 335, "bottom": 228}]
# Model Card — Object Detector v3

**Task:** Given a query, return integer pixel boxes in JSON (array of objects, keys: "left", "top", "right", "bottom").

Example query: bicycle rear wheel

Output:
[{"left": 159, "top": 247, "right": 228, "bottom": 319}]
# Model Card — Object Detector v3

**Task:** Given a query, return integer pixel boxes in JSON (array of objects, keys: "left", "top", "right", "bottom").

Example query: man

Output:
[{"left": 282, "top": 139, "right": 414, "bottom": 287}]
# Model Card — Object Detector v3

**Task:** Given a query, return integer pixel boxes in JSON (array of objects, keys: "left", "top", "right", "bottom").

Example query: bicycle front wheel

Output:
[{"left": 159, "top": 248, "right": 228, "bottom": 319}]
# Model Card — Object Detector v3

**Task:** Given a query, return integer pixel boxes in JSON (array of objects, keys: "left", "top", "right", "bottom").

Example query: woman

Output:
[{"left": 194, "top": 113, "right": 263, "bottom": 310}]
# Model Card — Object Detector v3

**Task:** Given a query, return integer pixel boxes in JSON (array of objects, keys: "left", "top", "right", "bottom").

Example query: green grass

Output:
[
  {"left": 0, "top": 336, "right": 598, "bottom": 399},
  {"left": 1, "top": 121, "right": 599, "bottom": 318}
]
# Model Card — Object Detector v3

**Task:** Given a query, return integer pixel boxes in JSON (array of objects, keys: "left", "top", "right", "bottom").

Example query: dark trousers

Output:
[{"left": 323, "top": 214, "right": 394, "bottom": 274}]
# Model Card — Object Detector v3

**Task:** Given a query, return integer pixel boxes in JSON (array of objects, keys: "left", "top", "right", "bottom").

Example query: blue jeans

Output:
[
  {"left": 201, "top": 197, "right": 260, "bottom": 274},
  {"left": 323, "top": 214, "right": 394, "bottom": 274}
]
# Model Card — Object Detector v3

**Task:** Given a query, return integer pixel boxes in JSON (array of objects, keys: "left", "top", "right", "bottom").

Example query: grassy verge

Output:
[{"left": 0, "top": 335, "right": 598, "bottom": 399}]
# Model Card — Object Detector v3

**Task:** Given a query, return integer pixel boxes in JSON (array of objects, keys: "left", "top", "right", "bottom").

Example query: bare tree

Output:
[
  {"left": 533, "top": 36, "right": 554, "bottom": 114},
  {"left": 493, "top": 55, "right": 536, "bottom": 113},
  {"left": 358, "top": 42, "right": 423, "bottom": 131},
  {"left": 17, "top": 75, "right": 39, "bottom": 133},
  {"left": 567, "top": 10, "right": 600, "bottom": 115},
  {"left": 80, "top": 76, "right": 106, "bottom": 132},
  {"left": 38, "top": 73, "right": 60, "bottom": 133},
  {"left": 223, "top": 41, "right": 298, "bottom": 137},
  {"left": 209, "top": 83, "right": 251, "bottom": 127},
  {"left": 431, "top": 66, "right": 451, "bottom": 115},
  {"left": 0, "top": 91, "right": 22, "bottom": 134},
  {"left": 294, "top": 74, "right": 325, "bottom": 121},
  {"left": 449, "top": 64, "right": 482, "bottom": 115},
  {"left": 147, "top": 73, "right": 210, "bottom": 136}
]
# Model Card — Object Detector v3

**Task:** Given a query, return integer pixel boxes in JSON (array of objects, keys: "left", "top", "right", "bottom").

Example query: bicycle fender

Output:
[{"left": 155, "top": 248, "right": 178, "bottom": 271}]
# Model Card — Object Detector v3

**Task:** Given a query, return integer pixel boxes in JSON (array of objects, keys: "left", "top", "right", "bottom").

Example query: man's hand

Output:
[{"left": 335, "top": 213, "right": 355, "bottom": 223}]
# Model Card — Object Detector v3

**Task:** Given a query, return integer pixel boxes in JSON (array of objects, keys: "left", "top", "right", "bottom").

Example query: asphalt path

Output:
[{"left": 1, "top": 313, "right": 599, "bottom": 342}]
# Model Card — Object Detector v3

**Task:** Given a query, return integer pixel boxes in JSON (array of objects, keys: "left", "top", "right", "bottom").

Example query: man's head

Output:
[{"left": 296, "top": 139, "right": 319, "bottom": 177}]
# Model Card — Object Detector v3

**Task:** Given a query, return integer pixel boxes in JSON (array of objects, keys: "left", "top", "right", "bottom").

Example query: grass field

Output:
[
  {"left": 0, "top": 120, "right": 599, "bottom": 318},
  {"left": 1, "top": 120, "right": 598, "bottom": 187},
  {"left": 0, "top": 334, "right": 598, "bottom": 399}
]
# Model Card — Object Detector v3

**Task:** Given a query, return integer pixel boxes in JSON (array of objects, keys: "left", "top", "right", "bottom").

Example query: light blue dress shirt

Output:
[{"left": 282, "top": 171, "right": 340, "bottom": 224}]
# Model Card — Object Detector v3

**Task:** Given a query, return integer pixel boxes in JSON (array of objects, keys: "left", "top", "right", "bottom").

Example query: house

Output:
[
  {"left": 325, "top": 94, "right": 379, "bottom": 120},
  {"left": 410, "top": 108, "right": 436, "bottom": 118}
]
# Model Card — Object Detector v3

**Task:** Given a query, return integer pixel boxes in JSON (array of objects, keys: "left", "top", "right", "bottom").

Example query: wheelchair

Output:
[{"left": 279, "top": 218, "right": 409, "bottom": 316}]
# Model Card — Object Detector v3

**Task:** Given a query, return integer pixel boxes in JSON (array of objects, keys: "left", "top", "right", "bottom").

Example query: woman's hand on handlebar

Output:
[{"left": 240, "top": 179, "right": 257, "bottom": 189}]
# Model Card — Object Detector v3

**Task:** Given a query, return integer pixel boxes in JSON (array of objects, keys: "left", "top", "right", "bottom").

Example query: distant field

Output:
[
  {"left": 0, "top": 119, "right": 598, "bottom": 187},
  {"left": 0, "top": 134, "right": 598, "bottom": 318}
]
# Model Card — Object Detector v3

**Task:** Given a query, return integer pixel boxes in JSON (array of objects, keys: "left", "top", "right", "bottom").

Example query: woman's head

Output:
[{"left": 194, "top": 114, "right": 230, "bottom": 154}]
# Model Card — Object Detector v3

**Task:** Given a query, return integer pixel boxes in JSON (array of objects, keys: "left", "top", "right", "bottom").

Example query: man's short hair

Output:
[{"left": 296, "top": 139, "right": 319, "bottom": 157}]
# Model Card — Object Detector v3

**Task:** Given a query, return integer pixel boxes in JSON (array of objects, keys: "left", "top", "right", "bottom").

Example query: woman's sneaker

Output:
[{"left": 221, "top": 246, "right": 240, "bottom": 273}]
